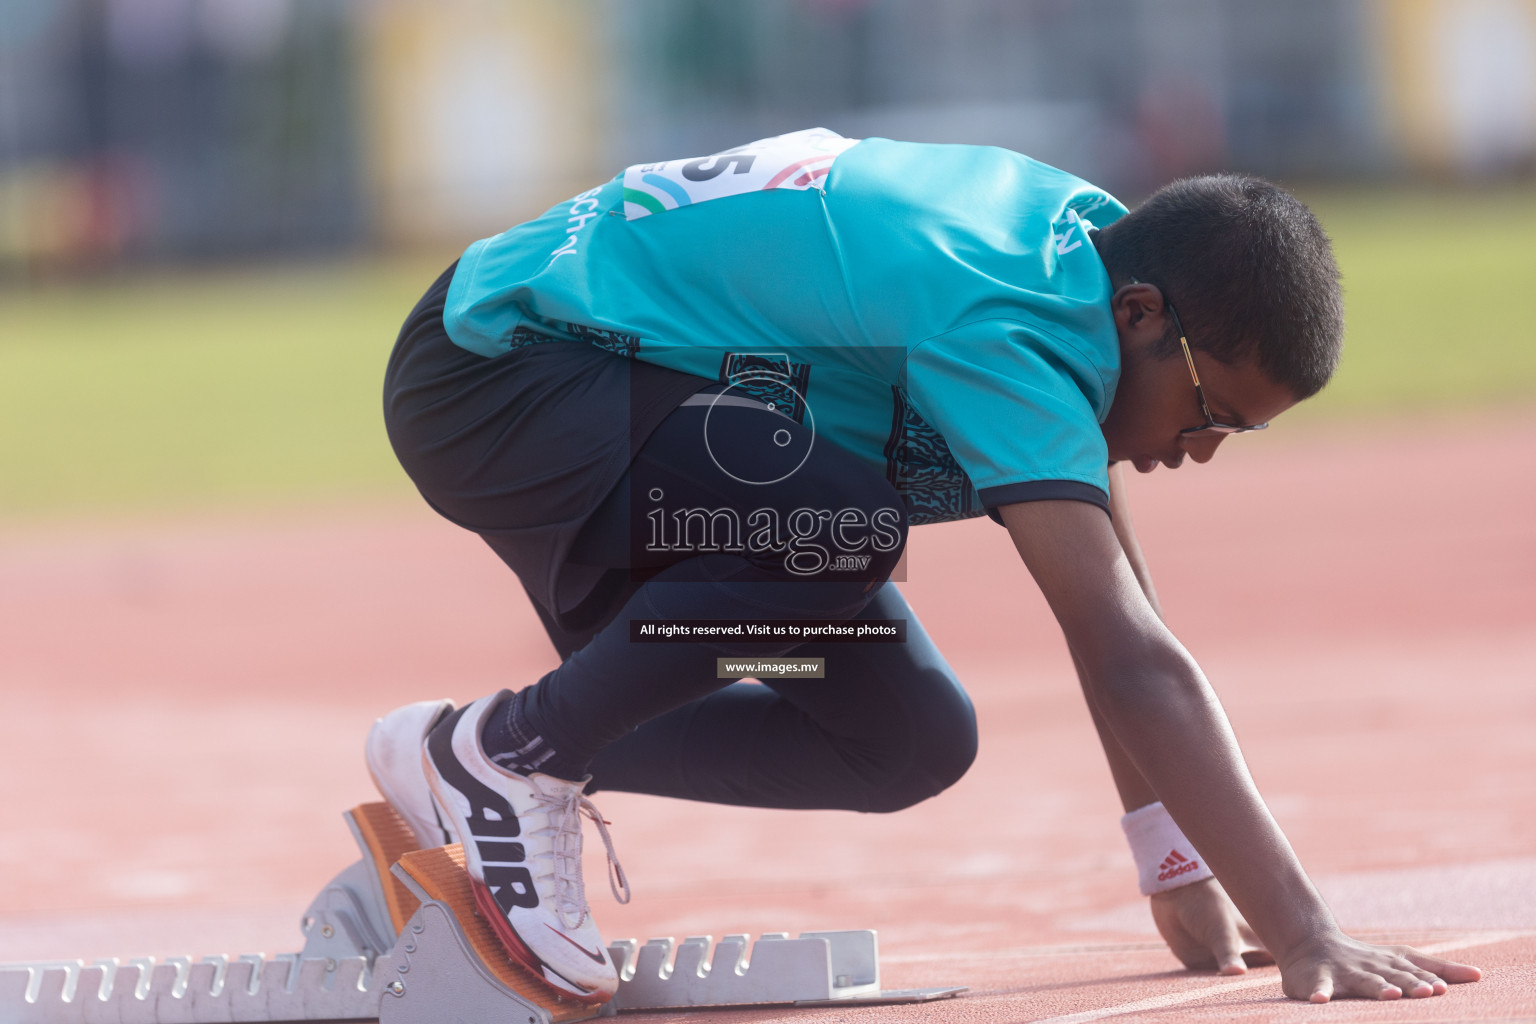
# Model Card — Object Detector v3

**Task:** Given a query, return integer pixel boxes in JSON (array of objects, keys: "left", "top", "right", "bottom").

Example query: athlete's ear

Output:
[{"left": 1111, "top": 282, "right": 1167, "bottom": 335}]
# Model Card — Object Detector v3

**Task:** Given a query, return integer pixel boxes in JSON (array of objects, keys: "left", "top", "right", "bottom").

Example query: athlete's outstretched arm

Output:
[
  {"left": 1000, "top": 498, "right": 1481, "bottom": 1002},
  {"left": 1079, "top": 463, "right": 1159, "bottom": 810},
  {"left": 1077, "top": 463, "right": 1270, "bottom": 972}
]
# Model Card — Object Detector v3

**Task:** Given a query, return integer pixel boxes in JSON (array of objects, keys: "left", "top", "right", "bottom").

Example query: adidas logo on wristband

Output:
[
  {"left": 1120, "top": 802, "right": 1216, "bottom": 895},
  {"left": 1156, "top": 849, "right": 1202, "bottom": 882}
]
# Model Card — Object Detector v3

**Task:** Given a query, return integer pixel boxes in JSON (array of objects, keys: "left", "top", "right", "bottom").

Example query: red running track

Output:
[{"left": 0, "top": 408, "right": 1533, "bottom": 1022}]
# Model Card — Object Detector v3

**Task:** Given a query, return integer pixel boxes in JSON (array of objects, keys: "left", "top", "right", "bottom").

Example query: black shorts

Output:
[{"left": 382, "top": 263, "right": 714, "bottom": 628}]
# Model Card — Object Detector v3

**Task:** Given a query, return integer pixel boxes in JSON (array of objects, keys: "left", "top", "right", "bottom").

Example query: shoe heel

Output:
[{"left": 394, "top": 845, "right": 609, "bottom": 1008}]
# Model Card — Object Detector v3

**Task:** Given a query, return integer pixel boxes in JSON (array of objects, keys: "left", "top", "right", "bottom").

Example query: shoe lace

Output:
[{"left": 532, "top": 786, "right": 632, "bottom": 929}]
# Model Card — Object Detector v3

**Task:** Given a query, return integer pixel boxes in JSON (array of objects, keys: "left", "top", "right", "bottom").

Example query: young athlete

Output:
[{"left": 370, "top": 129, "right": 1482, "bottom": 1004}]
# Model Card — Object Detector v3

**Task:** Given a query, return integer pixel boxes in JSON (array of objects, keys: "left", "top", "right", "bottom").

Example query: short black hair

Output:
[{"left": 1095, "top": 174, "right": 1343, "bottom": 400}]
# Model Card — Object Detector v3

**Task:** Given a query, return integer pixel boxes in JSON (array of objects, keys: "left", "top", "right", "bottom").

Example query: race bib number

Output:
[{"left": 622, "top": 128, "right": 859, "bottom": 220}]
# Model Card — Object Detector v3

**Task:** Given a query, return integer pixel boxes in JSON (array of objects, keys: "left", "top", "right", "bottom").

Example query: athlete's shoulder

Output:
[
  {"left": 830, "top": 136, "right": 1125, "bottom": 229},
  {"left": 821, "top": 137, "right": 1125, "bottom": 350}
]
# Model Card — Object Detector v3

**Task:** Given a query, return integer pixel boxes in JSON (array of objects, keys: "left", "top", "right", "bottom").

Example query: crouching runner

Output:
[{"left": 370, "top": 129, "right": 1481, "bottom": 1004}]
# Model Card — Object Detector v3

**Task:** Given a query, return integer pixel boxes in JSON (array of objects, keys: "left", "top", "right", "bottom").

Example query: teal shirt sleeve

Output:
[{"left": 905, "top": 318, "right": 1112, "bottom": 516}]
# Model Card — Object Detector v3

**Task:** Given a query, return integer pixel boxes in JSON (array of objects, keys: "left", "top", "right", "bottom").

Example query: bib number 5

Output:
[
  {"left": 623, "top": 128, "right": 859, "bottom": 219},
  {"left": 682, "top": 152, "right": 759, "bottom": 181}
]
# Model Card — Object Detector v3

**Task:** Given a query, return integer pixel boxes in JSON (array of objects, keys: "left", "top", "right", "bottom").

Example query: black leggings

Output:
[{"left": 513, "top": 387, "right": 979, "bottom": 812}]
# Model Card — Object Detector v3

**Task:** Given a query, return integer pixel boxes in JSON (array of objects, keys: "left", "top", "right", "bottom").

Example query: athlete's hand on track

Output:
[
  {"left": 1155, "top": 884, "right": 1480, "bottom": 1000},
  {"left": 1151, "top": 877, "right": 1272, "bottom": 975},
  {"left": 1275, "top": 932, "right": 1481, "bottom": 1002},
  {"left": 1152, "top": 878, "right": 1483, "bottom": 1000}
]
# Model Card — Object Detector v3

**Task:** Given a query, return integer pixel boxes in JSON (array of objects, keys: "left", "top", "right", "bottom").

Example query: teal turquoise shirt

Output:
[{"left": 444, "top": 128, "right": 1127, "bottom": 524}]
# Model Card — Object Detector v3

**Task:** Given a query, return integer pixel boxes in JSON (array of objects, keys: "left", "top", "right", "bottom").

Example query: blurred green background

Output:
[
  {"left": 3, "top": 187, "right": 1533, "bottom": 518},
  {"left": 0, "top": 254, "right": 441, "bottom": 515},
  {"left": 4, "top": 1, "right": 1535, "bottom": 519}
]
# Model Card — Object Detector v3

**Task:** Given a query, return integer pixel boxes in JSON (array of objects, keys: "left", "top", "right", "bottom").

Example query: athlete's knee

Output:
[
  {"left": 861, "top": 669, "right": 978, "bottom": 813},
  {"left": 917, "top": 684, "right": 979, "bottom": 792}
]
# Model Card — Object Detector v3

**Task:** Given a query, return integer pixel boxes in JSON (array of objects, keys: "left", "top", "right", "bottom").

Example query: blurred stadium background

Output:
[{"left": 2, "top": 0, "right": 1534, "bottom": 516}]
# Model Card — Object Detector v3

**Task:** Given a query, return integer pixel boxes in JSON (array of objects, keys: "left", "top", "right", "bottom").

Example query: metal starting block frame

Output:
[
  {"left": 604, "top": 930, "right": 964, "bottom": 1010},
  {"left": 0, "top": 803, "right": 964, "bottom": 1023}
]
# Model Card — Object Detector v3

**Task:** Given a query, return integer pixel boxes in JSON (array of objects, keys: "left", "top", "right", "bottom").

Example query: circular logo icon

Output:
[{"left": 701, "top": 376, "right": 815, "bottom": 486}]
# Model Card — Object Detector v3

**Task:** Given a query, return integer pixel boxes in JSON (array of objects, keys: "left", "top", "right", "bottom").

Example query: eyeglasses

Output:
[{"left": 1164, "top": 301, "right": 1269, "bottom": 439}]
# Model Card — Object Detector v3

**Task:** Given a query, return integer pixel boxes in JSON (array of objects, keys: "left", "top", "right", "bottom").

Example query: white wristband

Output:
[{"left": 1120, "top": 801, "right": 1214, "bottom": 895}]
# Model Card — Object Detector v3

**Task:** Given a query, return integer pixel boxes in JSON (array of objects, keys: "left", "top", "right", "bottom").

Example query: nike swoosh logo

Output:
[{"left": 545, "top": 924, "right": 607, "bottom": 965}]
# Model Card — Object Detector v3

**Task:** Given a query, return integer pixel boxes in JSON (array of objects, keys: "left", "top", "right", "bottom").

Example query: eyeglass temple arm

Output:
[{"left": 1178, "top": 335, "right": 1215, "bottom": 421}]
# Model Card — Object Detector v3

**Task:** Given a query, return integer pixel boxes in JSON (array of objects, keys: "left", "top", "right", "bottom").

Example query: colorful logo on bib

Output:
[{"left": 622, "top": 128, "right": 859, "bottom": 220}]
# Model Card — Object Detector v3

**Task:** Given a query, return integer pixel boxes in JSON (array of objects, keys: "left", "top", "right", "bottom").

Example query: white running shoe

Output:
[
  {"left": 365, "top": 698, "right": 458, "bottom": 848},
  {"left": 422, "top": 691, "right": 630, "bottom": 1003}
]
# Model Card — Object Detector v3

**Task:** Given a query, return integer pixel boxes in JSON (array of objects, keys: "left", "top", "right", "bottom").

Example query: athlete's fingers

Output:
[
  {"left": 1148, "top": 892, "right": 1212, "bottom": 969},
  {"left": 1381, "top": 968, "right": 1434, "bottom": 998},
  {"left": 1339, "top": 967, "right": 1402, "bottom": 1001},
  {"left": 1209, "top": 920, "right": 1249, "bottom": 975},
  {"left": 1401, "top": 967, "right": 1447, "bottom": 995},
  {"left": 1236, "top": 922, "right": 1274, "bottom": 967},
  {"left": 1308, "top": 965, "right": 1333, "bottom": 1004},
  {"left": 1398, "top": 948, "right": 1482, "bottom": 984},
  {"left": 1389, "top": 955, "right": 1448, "bottom": 995},
  {"left": 1240, "top": 947, "right": 1276, "bottom": 968}
]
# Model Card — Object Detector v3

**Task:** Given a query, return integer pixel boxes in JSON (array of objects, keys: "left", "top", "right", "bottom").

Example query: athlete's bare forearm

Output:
[
  {"left": 1072, "top": 648, "right": 1157, "bottom": 812},
  {"left": 1083, "top": 463, "right": 1160, "bottom": 812},
  {"left": 1001, "top": 499, "right": 1334, "bottom": 965},
  {"left": 1083, "top": 637, "right": 1335, "bottom": 963},
  {"left": 1106, "top": 461, "right": 1163, "bottom": 620}
]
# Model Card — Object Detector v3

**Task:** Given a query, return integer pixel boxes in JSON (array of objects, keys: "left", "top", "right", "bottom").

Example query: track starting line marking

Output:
[{"left": 1013, "top": 931, "right": 1533, "bottom": 1024}]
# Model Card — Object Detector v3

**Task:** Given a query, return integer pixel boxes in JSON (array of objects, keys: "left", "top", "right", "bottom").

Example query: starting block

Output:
[{"left": 0, "top": 803, "right": 965, "bottom": 1022}]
